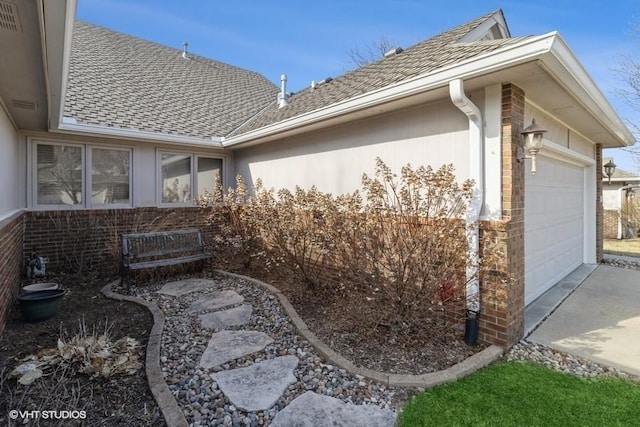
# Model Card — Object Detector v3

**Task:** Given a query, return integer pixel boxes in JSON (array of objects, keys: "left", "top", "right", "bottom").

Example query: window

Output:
[
  {"left": 34, "top": 141, "right": 132, "bottom": 208},
  {"left": 37, "top": 144, "right": 83, "bottom": 205},
  {"left": 91, "top": 148, "right": 130, "bottom": 205},
  {"left": 159, "top": 151, "right": 222, "bottom": 204}
]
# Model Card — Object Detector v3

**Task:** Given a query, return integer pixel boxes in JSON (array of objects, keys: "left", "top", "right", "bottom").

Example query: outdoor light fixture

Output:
[
  {"left": 603, "top": 159, "right": 617, "bottom": 184},
  {"left": 520, "top": 119, "right": 548, "bottom": 175}
]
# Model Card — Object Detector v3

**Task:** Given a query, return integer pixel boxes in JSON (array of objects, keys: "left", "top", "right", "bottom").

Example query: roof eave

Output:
[
  {"left": 56, "top": 120, "right": 225, "bottom": 149},
  {"left": 223, "top": 32, "right": 635, "bottom": 150},
  {"left": 543, "top": 33, "right": 635, "bottom": 148},
  {"left": 223, "top": 34, "right": 557, "bottom": 149}
]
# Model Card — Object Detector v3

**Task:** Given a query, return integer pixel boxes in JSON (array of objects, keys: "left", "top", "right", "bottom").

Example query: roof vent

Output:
[
  {"left": 182, "top": 42, "right": 189, "bottom": 59},
  {"left": 0, "top": 1, "right": 21, "bottom": 32},
  {"left": 278, "top": 74, "right": 289, "bottom": 108},
  {"left": 384, "top": 47, "right": 404, "bottom": 58},
  {"left": 11, "top": 99, "right": 37, "bottom": 111}
]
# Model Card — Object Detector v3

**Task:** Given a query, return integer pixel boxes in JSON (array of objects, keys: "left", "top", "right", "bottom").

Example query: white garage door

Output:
[{"left": 525, "top": 155, "right": 584, "bottom": 305}]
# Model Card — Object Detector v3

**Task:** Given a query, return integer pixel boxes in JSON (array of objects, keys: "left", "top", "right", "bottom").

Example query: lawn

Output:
[
  {"left": 603, "top": 238, "right": 640, "bottom": 256},
  {"left": 399, "top": 361, "right": 640, "bottom": 426}
]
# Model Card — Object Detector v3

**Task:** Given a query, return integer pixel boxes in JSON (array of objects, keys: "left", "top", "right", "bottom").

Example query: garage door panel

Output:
[{"left": 525, "top": 155, "right": 584, "bottom": 305}]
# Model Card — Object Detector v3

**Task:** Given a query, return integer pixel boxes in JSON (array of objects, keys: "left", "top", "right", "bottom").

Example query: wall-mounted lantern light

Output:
[
  {"left": 603, "top": 159, "right": 616, "bottom": 185},
  {"left": 520, "top": 119, "right": 548, "bottom": 175}
]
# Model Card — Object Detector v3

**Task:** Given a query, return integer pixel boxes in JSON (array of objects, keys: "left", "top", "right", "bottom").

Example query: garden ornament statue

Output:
[{"left": 26, "top": 252, "right": 47, "bottom": 280}]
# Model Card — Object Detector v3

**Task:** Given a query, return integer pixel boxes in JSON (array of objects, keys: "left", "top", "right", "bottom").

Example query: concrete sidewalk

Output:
[{"left": 529, "top": 265, "right": 640, "bottom": 377}]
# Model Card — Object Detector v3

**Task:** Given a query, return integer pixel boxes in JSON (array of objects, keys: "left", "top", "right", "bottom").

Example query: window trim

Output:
[{"left": 31, "top": 138, "right": 133, "bottom": 210}]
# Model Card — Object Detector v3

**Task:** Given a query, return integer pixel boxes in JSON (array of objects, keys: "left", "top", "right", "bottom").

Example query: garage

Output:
[{"left": 524, "top": 154, "right": 585, "bottom": 305}]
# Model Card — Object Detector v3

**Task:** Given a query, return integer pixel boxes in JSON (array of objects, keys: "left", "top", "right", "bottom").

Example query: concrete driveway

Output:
[{"left": 529, "top": 265, "right": 640, "bottom": 376}]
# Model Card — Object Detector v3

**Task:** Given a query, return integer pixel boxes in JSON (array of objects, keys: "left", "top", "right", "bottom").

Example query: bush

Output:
[{"left": 209, "top": 158, "right": 502, "bottom": 329}]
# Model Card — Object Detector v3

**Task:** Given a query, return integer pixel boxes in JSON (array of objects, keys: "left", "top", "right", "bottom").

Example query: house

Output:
[
  {"left": 0, "top": 0, "right": 634, "bottom": 347},
  {"left": 602, "top": 158, "right": 640, "bottom": 239}
]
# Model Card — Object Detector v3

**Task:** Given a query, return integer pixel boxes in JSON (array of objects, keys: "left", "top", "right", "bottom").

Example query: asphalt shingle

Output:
[
  {"left": 228, "top": 12, "right": 528, "bottom": 136},
  {"left": 64, "top": 21, "right": 279, "bottom": 139},
  {"left": 64, "top": 11, "right": 529, "bottom": 141}
]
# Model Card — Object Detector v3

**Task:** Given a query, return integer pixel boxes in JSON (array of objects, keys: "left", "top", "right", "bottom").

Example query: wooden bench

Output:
[{"left": 120, "top": 229, "right": 212, "bottom": 292}]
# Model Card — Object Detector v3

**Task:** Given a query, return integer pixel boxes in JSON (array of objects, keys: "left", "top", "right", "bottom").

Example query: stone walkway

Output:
[{"left": 142, "top": 276, "right": 398, "bottom": 426}]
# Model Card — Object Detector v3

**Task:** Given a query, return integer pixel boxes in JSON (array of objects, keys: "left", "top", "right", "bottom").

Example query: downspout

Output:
[
  {"left": 449, "top": 79, "right": 483, "bottom": 343},
  {"left": 617, "top": 184, "right": 640, "bottom": 239}
]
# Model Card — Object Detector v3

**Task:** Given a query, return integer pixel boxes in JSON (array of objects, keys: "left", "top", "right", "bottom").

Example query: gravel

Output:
[
  {"left": 506, "top": 340, "right": 638, "bottom": 381},
  {"left": 134, "top": 274, "right": 398, "bottom": 426}
]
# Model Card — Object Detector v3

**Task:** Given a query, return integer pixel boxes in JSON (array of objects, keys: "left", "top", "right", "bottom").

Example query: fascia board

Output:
[
  {"left": 544, "top": 34, "right": 635, "bottom": 147},
  {"left": 223, "top": 33, "right": 557, "bottom": 149},
  {"left": 41, "top": 0, "right": 77, "bottom": 131},
  {"left": 55, "top": 122, "right": 225, "bottom": 149}
]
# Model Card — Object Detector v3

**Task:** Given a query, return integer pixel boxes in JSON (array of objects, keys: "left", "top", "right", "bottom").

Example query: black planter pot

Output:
[
  {"left": 464, "top": 309, "right": 480, "bottom": 346},
  {"left": 17, "top": 289, "right": 65, "bottom": 322}
]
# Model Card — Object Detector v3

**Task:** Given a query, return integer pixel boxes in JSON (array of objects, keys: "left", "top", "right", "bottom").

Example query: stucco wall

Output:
[
  {"left": 525, "top": 104, "right": 595, "bottom": 159},
  {"left": 0, "top": 106, "right": 20, "bottom": 218},
  {"left": 233, "top": 100, "right": 470, "bottom": 194}
]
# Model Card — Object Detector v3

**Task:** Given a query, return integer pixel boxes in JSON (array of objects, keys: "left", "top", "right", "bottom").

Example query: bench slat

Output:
[{"left": 128, "top": 254, "right": 212, "bottom": 270}]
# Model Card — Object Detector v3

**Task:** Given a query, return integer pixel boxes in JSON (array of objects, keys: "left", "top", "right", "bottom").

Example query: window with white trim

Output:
[
  {"left": 34, "top": 141, "right": 132, "bottom": 208},
  {"left": 159, "top": 151, "right": 222, "bottom": 204}
]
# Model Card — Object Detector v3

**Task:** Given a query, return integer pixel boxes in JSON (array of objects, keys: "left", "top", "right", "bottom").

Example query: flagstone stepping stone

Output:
[
  {"left": 157, "top": 278, "right": 216, "bottom": 296},
  {"left": 270, "top": 391, "right": 396, "bottom": 427},
  {"left": 199, "top": 330, "right": 274, "bottom": 369},
  {"left": 187, "top": 290, "right": 244, "bottom": 314},
  {"left": 211, "top": 356, "right": 299, "bottom": 412},
  {"left": 199, "top": 304, "right": 253, "bottom": 330}
]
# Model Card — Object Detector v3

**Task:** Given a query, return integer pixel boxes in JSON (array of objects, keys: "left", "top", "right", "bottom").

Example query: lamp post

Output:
[
  {"left": 521, "top": 119, "right": 548, "bottom": 175},
  {"left": 603, "top": 159, "right": 616, "bottom": 184}
]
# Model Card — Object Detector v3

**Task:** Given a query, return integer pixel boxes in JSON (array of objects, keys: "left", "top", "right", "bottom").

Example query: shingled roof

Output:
[
  {"left": 228, "top": 11, "right": 528, "bottom": 137},
  {"left": 64, "top": 11, "right": 529, "bottom": 141},
  {"left": 64, "top": 21, "right": 279, "bottom": 139}
]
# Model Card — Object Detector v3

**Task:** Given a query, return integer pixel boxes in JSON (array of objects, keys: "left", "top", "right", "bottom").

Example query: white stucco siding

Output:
[
  {"left": 233, "top": 102, "right": 470, "bottom": 195},
  {"left": 525, "top": 104, "right": 595, "bottom": 159},
  {"left": 0, "top": 107, "right": 20, "bottom": 218},
  {"left": 603, "top": 184, "right": 623, "bottom": 210}
]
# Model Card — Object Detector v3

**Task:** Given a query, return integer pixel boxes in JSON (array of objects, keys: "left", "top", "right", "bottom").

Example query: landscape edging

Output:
[
  {"left": 101, "top": 281, "right": 188, "bottom": 427},
  {"left": 218, "top": 270, "right": 505, "bottom": 389}
]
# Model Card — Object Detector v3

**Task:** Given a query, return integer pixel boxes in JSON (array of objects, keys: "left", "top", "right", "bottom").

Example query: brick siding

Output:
[
  {"left": 596, "top": 144, "right": 604, "bottom": 260},
  {"left": 603, "top": 209, "right": 618, "bottom": 239},
  {"left": 23, "top": 207, "right": 219, "bottom": 276},
  {"left": 0, "top": 211, "right": 25, "bottom": 337},
  {"left": 477, "top": 83, "right": 526, "bottom": 348}
]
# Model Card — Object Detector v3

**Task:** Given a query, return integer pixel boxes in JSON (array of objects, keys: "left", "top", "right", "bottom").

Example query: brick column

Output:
[
  {"left": 0, "top": 212, "right": 25, "bottom": 337},
  {"left": 595, "top": 144, "right": 603, "bottom": 262},
  {"left": 478, "top": 83, "right": 525, "bottom": 347}
]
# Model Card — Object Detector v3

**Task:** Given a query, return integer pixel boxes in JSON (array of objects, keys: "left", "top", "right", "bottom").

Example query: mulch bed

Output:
[{"left": 0, "top": 272, "right": 165, "bottom": 427}]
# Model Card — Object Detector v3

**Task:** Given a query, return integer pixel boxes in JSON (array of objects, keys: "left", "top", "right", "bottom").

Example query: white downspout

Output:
[
  {"left": 449, "top": 79, "right": 483, "bottom": 315},
  {"left": 617, "top": 184, "right": 640, "bottom": 239}
]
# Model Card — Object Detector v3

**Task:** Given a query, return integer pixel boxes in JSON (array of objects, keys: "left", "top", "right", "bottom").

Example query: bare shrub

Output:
[
  {"left": 210, "top": 158, "right": 506, "bottom": 331},
  {"left": 199, "top": 175, "right": 260, "bottom": 269},
  {"left": 356, "top": 159, "right": 473, "bottom": 322},
  {"left": 247, "top": 181, "right": 339, "bottom": 289}
]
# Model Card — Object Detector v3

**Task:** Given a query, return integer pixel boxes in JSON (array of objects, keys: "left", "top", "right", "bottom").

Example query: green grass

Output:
[
  {"left": 399, "top": 361, "right": 640, "bottom": 427},
  {"left": 604, "top": 238, "right": 640, "bottom": 256}
]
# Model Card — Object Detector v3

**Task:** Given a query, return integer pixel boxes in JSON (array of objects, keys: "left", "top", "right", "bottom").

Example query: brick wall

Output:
[
  {"left": 478, "top": 83, "right": 526, "bottom": 348},
  {"left": 603, "top": 209, "right": 618, "bottom": 239},
  {"left": 596, "top": 144, "right": 604, "bottom": 260},
  {"left": 0, "top": 211, "right": 25, "bottom": 337},
  {"left": 24, "top": 207, "right": 218, "bottom": 276}
]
